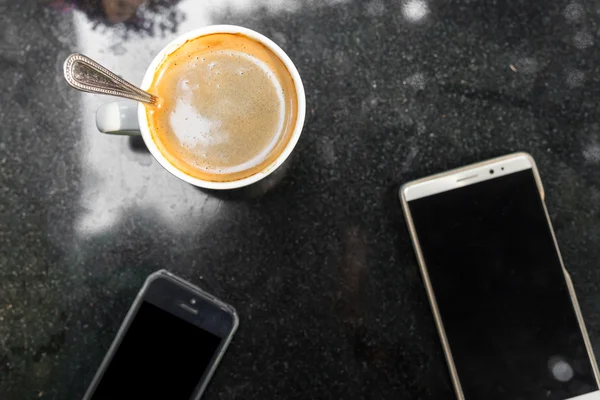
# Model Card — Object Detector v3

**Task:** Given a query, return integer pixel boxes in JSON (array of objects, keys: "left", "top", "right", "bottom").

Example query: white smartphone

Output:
[
  {"left": 400, "top": 153, "right": 600, "bottom": 400},
  {"left": 82, "top": 270, "right": 238, "bottom": 400}
]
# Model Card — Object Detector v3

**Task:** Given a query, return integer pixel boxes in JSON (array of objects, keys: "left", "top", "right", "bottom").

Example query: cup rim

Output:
[{"left": 137, "top": 25, "right": 306, "bottom": 190}]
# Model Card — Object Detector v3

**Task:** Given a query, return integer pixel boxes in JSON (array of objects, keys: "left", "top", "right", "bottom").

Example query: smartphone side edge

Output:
[
  {"left": 519, "top": 152, "right": 545, "bottom": 200},
  {"left": 399, "top": 184, "right": 466, "bottom": 400},
  {"left": 533, "top": 173, "right": 600, "bottom": 388},
  {"left": 517, "top": 156, "right": 599, "bottom": 386},
  {"left": 563, "top": 268, "right": 600, "bottom": 388}
]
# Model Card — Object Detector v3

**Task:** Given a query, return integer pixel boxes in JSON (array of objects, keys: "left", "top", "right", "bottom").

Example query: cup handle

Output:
[{"left": 96, "top": 101, "right": 141, "bottom": 136}]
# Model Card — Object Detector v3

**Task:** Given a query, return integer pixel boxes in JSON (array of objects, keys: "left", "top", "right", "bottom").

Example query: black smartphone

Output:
[
  {"left": 82, "top": 270, "right": 238, "bottom": 400},
  {"left": 400, "top": 153, "right": 600, "bottom": 400}
]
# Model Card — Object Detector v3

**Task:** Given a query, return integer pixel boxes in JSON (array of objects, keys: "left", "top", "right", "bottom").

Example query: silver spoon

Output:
[{"left": 63, "top": 53, "right": 160, "bottom": 106}]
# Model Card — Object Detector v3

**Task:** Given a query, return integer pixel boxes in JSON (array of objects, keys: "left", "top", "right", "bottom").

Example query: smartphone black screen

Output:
[
  {"left": 407, "top": 169, "right": 598, "bottom": 400},
  {"left": 90, "top": 301, "right": 222, "bottom": 400}
]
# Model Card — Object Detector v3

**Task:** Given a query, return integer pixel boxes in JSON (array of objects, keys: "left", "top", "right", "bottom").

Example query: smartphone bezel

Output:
[
  {"left": 82, "top": 270, "right": 239, "bottom": 400},
  {"left": 399, "top": 152, "right": 600, "bottom": 400}
]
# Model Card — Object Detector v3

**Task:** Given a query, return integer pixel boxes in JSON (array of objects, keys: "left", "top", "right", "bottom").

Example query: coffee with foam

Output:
[{"left": 146, "top": 33, "right": 298, "bottom": 182}]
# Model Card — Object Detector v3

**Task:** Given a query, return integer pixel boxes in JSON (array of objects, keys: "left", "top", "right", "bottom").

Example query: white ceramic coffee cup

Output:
[{"left": 96, "top": 25, "right": 306, "bottom": 190}]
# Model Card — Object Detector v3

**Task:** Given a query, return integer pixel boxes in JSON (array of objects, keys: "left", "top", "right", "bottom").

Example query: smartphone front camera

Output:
[{"left": 490, "top": 169, "right": 495, "bottom": 175}]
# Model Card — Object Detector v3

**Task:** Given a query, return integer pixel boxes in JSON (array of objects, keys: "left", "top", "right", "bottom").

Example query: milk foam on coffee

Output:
[{"left": 146, "top": 33, "right": 298, "bottom": 182}]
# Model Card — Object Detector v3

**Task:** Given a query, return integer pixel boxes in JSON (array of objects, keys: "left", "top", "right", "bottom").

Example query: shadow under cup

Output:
[{"left": 144, "top": 31, "right": 300, "bottom": 184}]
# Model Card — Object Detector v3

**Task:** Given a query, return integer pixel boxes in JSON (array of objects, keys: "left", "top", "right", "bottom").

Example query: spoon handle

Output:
[{"left": 63, "top": 53, "right": 159, "bottom": 106}]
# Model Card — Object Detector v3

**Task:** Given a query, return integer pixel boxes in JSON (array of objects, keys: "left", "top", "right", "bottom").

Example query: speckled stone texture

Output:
[{"left": 1, "top": 0, "right": 600, "bottom": 399}]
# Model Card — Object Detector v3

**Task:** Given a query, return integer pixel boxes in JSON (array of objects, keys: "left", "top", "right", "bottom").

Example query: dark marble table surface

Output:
[{"left": 2, "top": 0, "right": 600, "bottom": 399}]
